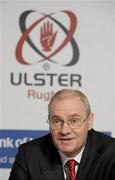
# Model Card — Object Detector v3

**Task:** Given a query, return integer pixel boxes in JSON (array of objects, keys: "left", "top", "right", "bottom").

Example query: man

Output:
[{"left": 9, "top": 89, "right": 115, "bottom": 180}]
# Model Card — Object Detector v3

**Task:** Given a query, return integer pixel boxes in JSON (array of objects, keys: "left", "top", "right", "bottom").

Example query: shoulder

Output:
[
  {"left": 19, "top": 133, "right": 53, "bottom": 152},
  {"left": 94, "top": 129, "right": 115, "bottom": 142},
  {"left": 90, "top": 129, "right": 115, "bottom": 149},
  {"left": 16, "top": 133, "right": 60, "bottom": 162}
]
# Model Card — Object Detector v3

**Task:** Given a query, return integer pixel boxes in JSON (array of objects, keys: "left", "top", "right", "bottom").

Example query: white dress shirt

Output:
[{"left": 59, "top": 147, "right": 84, "bottom": 179}]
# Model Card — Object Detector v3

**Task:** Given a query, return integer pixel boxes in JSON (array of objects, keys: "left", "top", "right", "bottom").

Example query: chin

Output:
[
  {"left": 61, "top": 147, "right": 75, "bottom": 156},
  {"left": 63, "top": 151, "right": 75, "bottom": 157}
]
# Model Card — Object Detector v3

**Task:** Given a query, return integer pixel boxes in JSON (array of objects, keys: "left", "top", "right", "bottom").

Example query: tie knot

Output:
[{"left": 66, "top": 159, "right": 76, "bottom": 168}]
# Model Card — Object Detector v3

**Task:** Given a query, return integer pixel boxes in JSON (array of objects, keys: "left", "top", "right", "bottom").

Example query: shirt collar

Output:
[{"left": 59, "top": 147, "right": 85, "bottom": 167}]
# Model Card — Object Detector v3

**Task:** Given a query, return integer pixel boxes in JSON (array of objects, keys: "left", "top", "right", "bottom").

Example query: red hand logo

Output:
[{"left": 40, "top": 21, "right": 57, "bottom": 51}]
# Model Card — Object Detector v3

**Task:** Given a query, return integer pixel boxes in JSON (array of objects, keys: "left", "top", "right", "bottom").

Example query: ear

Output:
[{"left": 88, "top": 113, "right": 94, "bottom": 130}]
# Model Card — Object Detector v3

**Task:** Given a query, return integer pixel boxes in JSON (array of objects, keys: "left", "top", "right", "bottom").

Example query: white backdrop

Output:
[{"left": 0, "top": 0, "right": 115, "bottom": 179}]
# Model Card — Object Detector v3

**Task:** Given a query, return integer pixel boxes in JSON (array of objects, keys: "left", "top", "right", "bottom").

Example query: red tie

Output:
[{"left": 65, "top": 159, "right": 76, "bottom": 180}]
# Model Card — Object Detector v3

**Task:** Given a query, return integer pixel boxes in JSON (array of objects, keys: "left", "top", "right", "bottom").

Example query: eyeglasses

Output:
[{"left": 47, "top": 115, "right": 89, "bottom": 129}]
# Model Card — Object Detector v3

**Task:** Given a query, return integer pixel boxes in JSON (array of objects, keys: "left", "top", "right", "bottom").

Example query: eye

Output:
[
  {"left": 52, "top": 118, "right": 62, "bottom": 124},
  {"left": 54, "top": 119, "right": 60, "bottom": 123},
  {"left": 70, "top": 118, "right": 80, "bottom": 124}
]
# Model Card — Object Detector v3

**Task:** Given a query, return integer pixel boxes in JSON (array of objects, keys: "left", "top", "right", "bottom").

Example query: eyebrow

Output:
[
  {"left": 69, "top": 114, "right": 81, "bottom": 118},
  {"left": 51, "top": 113, "right": 81, "bottom": 119},
  {"left": 51, "top": 115, "right": 61, "bottom": 119}
]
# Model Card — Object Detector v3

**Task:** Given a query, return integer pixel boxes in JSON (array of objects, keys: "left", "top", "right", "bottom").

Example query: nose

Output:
[{"left": 60, "top": 122, "right": 72, "bottom": 134}]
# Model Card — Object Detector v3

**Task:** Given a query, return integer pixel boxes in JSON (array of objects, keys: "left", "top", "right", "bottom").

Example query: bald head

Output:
[{"left": 48, "top": 89, "right": 91, "bottom": 117}]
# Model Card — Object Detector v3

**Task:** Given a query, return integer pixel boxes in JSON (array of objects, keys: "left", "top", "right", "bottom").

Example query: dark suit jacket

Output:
[{"left": 8, "top": 129, "right": 115, "bottom": 180}]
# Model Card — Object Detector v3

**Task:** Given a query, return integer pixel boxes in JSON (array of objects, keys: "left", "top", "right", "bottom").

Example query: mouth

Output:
[{"left": 60, "top": 138, "right": 75, "bottom": 143}]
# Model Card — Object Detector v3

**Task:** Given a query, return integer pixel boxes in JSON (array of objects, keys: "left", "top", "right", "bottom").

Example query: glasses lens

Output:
[{"left": 48, "top": 116, "right": 88, "bottom": 129}]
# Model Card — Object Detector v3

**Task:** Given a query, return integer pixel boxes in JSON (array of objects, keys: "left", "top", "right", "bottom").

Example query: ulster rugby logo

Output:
[{"left": 15, "top": 10, "right": 80, "bottom": 66}]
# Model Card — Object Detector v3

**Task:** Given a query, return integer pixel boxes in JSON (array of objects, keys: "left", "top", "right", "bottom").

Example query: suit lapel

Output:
[
  {"left": 40, "top": 159, "right": 64, "bottom": 180},
  {"left": 76, "top": 129, "right": 101, "bottom": 180},
  {"left": 40, "top": 133, "right": 65, "bottom": 180}
]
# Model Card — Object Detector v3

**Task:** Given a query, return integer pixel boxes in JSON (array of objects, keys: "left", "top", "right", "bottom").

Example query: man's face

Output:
[{"left": 49, "top": 96, "right": 93, "bottom": 157}]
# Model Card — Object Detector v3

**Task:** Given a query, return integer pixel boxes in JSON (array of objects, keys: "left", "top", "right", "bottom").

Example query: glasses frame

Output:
[{"left": 47, "top": 114, "right": 90, "bottom": 129}]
